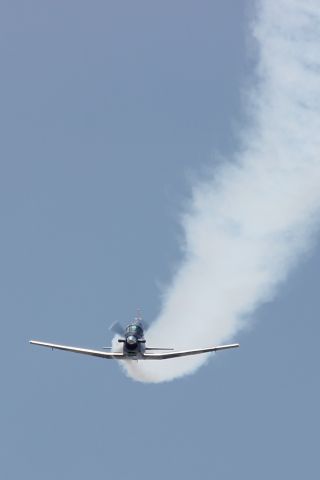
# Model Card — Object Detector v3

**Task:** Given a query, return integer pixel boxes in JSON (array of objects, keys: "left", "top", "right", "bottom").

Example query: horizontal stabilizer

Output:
[{"left": 145, "top": 347, "right": 174, "bottom": 351}]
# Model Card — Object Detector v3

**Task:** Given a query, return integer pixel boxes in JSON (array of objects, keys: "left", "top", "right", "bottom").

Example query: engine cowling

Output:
[{"left": 126, "top": 335, "right": 138, "bottom": 350}]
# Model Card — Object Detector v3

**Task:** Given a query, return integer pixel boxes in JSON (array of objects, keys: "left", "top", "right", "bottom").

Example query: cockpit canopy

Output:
[{"left": 126, "top": 324, "right": 143, "bottom": 337}]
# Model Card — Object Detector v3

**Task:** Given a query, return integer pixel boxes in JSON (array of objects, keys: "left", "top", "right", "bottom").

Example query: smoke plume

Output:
[{"left": 122, "top": 0, "right": 320, "bottom": 382}]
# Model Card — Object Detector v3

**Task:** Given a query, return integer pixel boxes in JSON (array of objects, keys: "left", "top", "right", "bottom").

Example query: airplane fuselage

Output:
[{"left": 119, "top": 321, "right": 146, "bottom": 358}]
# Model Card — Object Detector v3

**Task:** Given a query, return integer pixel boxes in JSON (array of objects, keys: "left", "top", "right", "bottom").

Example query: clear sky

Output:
[{"left": 1, "top": 1, "right": 319, "bottom": 479}]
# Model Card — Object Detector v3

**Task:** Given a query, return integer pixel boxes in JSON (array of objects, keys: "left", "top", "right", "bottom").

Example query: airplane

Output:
[{"left": 29, "top": 312, "right": 240, "bottom": 361}]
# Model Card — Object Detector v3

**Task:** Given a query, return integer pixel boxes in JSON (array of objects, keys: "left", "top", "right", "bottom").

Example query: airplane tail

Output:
[{"left": 145, "top": 347, "right": 174, "bottom": 351}]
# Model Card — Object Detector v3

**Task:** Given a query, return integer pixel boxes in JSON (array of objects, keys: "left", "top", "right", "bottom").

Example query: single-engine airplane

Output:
[{"left": 30, "top": 312, "right": 239, "bottom": 361}]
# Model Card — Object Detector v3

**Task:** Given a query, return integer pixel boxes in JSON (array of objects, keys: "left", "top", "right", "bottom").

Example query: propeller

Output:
[
  {"left": 134, "top": 308, "right": 149, "bottom": 331},
  {"left": 109, "top": 321, "right": 125, "bottom": 336},
  {"left": 142, "top": 320, "right": 150, "bottom": 331}
]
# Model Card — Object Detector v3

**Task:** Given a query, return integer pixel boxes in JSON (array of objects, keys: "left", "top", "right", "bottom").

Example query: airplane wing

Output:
[
  {"left": 29, "top": 340, "right": 124, "bottom": 359},
  {"left": 142, "top": 343, "right": 239, "bottom": 360}
]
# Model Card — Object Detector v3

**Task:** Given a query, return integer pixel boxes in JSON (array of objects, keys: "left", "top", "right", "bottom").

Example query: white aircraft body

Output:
[{"left": 30, "top": 313, "right": 239, "bottom": 361}]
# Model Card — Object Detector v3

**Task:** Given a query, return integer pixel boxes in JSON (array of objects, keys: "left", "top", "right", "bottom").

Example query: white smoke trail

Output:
[{"left": 122, "top": 0, "right": 320, "bottom": 382}]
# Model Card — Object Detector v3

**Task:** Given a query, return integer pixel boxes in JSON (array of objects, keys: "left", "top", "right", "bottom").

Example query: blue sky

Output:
[{"left": 1, "top": 1, "right": 319, "bottom": 479}]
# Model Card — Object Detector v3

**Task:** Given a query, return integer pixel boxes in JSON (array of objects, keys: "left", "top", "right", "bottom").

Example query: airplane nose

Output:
[{"left": 126, "top": 335, "right": 137, "bottom": 345}]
